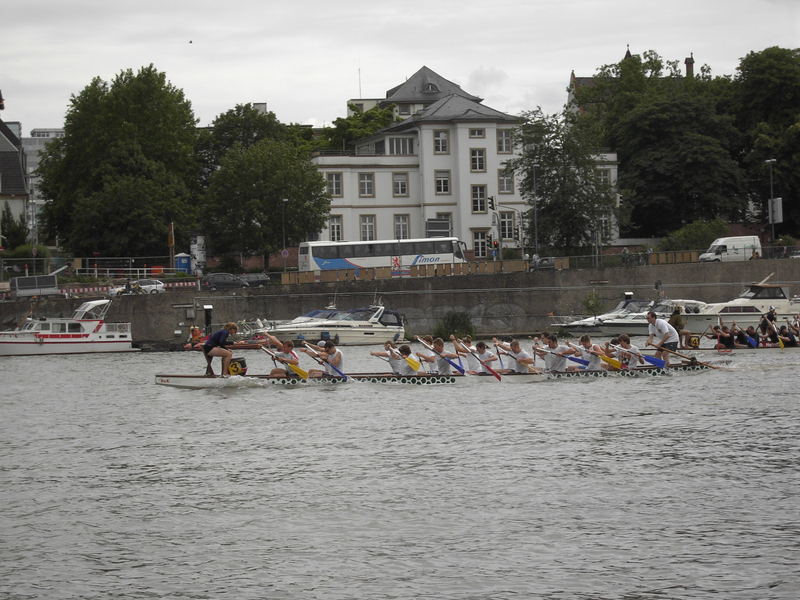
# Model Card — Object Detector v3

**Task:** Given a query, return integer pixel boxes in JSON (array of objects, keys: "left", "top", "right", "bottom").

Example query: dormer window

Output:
[{"left": 422, "top": 83, "right": 440, "bottom": 93}]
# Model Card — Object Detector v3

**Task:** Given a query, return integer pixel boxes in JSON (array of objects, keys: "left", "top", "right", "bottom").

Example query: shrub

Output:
[{"left": 432, "top": 311, "right": 475, "bottom": 340}]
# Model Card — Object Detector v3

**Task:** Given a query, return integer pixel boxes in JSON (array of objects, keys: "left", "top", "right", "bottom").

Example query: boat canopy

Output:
[{"left": 72, "top": 300, "right": 112, "bottom": 320}]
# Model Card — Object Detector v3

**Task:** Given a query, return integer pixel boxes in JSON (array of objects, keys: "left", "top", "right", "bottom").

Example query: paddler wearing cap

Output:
[{"left": 302, "top": 339, "right": 345, "bottom": 378}]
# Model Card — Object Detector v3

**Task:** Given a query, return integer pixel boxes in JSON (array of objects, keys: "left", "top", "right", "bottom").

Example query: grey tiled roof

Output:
[
  {"left": 382, "top": 94, "right": 520, "bottom": 133},
  {"left": 384, "top": 66, "right": 482, "bottom": 104}
]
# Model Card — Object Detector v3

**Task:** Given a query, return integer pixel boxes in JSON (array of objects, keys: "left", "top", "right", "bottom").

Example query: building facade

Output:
[
  {"left": 0, "top": 119, "right": 29, "bottom": 244},
  {"left": 314, "top": 67, "right": 528, "bottom": 259}
]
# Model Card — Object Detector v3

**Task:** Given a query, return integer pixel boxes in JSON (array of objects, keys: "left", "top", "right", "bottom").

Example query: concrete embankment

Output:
[{"left": 2, "top": 259, "right": 798, "bottom": 350}]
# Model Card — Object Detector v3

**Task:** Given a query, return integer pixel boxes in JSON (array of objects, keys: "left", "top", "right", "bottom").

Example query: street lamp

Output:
[
  {"left": 281, "top": 198, "right": 289, "bottom": 272},
  {"left": 765, "top": 159, "right": 776, "bottom": 241},
  {"left": 532, "top": 164, "right": 540, "bottom": 255}
]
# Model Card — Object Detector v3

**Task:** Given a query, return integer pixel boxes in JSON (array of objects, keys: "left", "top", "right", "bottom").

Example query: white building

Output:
[{"left": 313, "top": 67, "right": 527, "bottom": 259}]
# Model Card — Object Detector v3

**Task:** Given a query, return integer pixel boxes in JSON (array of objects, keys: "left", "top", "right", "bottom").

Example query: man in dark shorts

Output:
[
  {"left": 645, "top": 310, "right": 680, "bottom": 366},
  {"left": 203, "top": 322, "right": 239, "bottom": 376}
]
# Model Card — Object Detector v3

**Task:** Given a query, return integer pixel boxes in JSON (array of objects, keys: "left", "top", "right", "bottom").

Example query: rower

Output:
[
  {"left": 370, "top": 340, "right": 404, "bottom": 374},
  {"left": 645, "top": 310, "right": 680, "bottom": 366},
  {"left": 617, "top": 334, "right": 644, "bottom": 368},
  {"left": 532, "top": 333, "right": 576, "bottom": 373},
  {"left": 570, "top": 334, "right": 607, "bottom": 371},
  {"left": 415, "top": 335, "right": 436, "bottom": 373},
  {"left": 303, "top": 339, "right": 345, "bottom": 378},
  {"left": 429, "top": 337, "right": 461, "bottom": 375},
  {"left": 396, "top": 344, "right": 424, "bottom": 375},
  {"left": 493, "top": 337, "right": 539, "bottom": 374},
  {"left": 450, "top": 335, "right": 480, "bottom": 373},
  {"left": 264, "top": 333, "right": 301, "bottom": 377}
]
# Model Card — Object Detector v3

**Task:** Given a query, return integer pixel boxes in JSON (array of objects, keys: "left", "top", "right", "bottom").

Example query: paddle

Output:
[
  {"left": 611, "top": 343, "right": 666, "bottom": 368},
  {"left": 456, "top": 338, "right": 502, "bottom": 381},
  {"left": 303, "top": 342, "right": 348, "bottom": 380},
  {"left": 494, "top": 343, "right": 505, "bottom": 369},
  {"left": 654, "top": 345, "right": 724, "bottom": 370},
  {"left": 567, "top": 342, "right": 624, "bottom": 370},
  {"left": 415, "top": 336, "right": 466, "bottom": 375},
  {"left": 769, "top": 320, "right": 785, "bottom": 351},
  {"left": 535, "top": 344, "right": 591, "bottom": 367},
  {"left": 385, "top": 348, "right": 422, "bottom": 372},
  {"left": 261, "top": 347, "right": 309, "bottom": 379}
]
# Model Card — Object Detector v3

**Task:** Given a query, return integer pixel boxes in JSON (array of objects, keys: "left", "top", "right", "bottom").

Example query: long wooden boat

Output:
[
  {"left": 155, "top": 372, "right": 457, "bottom": 389},
  {"left": 155, "top": 362, "right": 713, "bottom": 389}
]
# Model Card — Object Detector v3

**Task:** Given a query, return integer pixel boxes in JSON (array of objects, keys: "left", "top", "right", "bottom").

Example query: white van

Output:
[{"left": 699, "top": 236, "right": 761, "bottom": 262}]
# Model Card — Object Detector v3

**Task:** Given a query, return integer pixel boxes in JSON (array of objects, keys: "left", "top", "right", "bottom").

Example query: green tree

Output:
[
  {"left": 657, "top": 218, "right": 730, "bottom": 251},
  {"left": 510, "top": 109, "right": 618, "bottom": 253},
  {"left": 319, "top": 104, "right": 397, "bottom": 152},
  {"left": 1, "top": 202, "right": 29, "bottom": 249},
  {"left": 201, "top": 139, "right": 329, "bottom": 256},
  {"left": 615, "top": 96, "right": 746, "bottom": 235},
  {"left": 38, "top": 64, "right": 198, "bottom": 255}
]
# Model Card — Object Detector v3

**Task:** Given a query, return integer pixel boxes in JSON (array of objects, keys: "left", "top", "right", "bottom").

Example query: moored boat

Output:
[
  {"left": 266, "top": 304, "right": 405, "bottom": 346},
  {"left": 0, "top": 299, "right": 136, "bottom": 356}
]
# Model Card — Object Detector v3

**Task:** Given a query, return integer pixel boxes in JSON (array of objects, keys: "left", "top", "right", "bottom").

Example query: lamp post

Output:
[
  {"left": 532, "top": 164, "right": 540, "bottom": 255},
  {"left": 765, "top": 159, "right": 776, "bottom": 241},
  {"left": 281, "top": 198, "right": 289, "bottom": 273}
]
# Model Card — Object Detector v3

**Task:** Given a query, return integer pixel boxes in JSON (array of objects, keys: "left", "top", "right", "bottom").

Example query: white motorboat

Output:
[
  {"left": 0, "top": 299, "right": 136, "bottom": 356},
  {"left": 266, "top": 304, "right": 405, "bottom": 346},
  {"left": 555, "top": 292, "right": 652, "bottom": 334},
  {"left": 593, "top": 298, "right": 708, "bottom": 336},
  {"left": 683, "top": 275, "right": 800, "bottom": 331}
]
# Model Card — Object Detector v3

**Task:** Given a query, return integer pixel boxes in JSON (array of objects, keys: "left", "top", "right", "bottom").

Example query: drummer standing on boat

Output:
[
  {"left": 645, "top": 311, "right": 680, "bottom": 366},
  {"left": 203, "top": 322, "right": 240, "bottom": 377}
]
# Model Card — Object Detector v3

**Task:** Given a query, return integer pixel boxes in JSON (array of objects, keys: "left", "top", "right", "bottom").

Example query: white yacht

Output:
[
  {"left": 683, "top": 275, "right": 800, "bottom": 331},
  {"left": 594, "top": 298, "right": 708, "bottom": 336},
  {"left": 555, "top": 292, "right": 652, "bottom": 334},
  {"left": 0, "top": 299, "right": 136, "bottom": 356},
  {"left": 266, "top": 304, "right": 405, "bottom": 346}
]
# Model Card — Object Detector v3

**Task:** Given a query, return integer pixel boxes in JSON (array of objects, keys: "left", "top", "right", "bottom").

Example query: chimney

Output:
[{"left": 685, "top": 53, "right": 695, "bottom": 78}]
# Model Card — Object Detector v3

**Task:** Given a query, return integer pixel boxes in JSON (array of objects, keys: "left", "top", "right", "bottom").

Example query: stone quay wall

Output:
[{"left": 2, "top": 259, "right": 799, "bottom": 350}]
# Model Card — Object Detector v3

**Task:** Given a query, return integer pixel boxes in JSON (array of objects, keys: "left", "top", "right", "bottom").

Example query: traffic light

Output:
[
  {"left": 488, "top": 196, "right": 496, "bottom": 210},
  {"left": 493, "top": 240, "right": 499, "bottom": 249},
  {"left": 487, "top": 234, "right": 493, "bottom": 246}
]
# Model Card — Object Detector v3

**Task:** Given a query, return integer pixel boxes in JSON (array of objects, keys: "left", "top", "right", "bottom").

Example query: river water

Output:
[{"left": 1, "top": 344, "right": 798, "bottom": 599}]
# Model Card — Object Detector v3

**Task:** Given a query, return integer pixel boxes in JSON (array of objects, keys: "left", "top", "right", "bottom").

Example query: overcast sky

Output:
[{"left": 2, "top": 0, "right": 798, "bottom": 134}]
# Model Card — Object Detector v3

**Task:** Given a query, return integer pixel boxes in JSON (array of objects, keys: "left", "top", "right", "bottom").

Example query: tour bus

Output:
[{"left": 298, "top": 237, "right": 468, "bottom": 275}]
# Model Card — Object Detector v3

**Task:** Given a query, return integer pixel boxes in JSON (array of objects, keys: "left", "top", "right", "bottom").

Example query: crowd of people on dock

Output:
[{"left": 200, "top": 310, "right": 719, "bottom": 378}]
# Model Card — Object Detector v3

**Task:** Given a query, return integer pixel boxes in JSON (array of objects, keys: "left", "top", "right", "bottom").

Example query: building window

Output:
[
  {"left": 498, "top": 170, "right": 514, "bottom": 194},
  {"left": 499, "top": 211, "right": 515, "bottom": 240},
  {"left": 392, "top": 172, "right": 409, "bottom": 197},
  {"left": 329, "top": 215, "right": 343, "bottom": 242},
  {"left": 597, "top": 168, "right": 612, "bottom": 186},
  {"left": 436, "top": 212, "right": 453, "bottom": 236},
  {"left": 394, "top": 214, "right": 410, "bottom": 239},
  {"left": 359, "top": 173, "right": 374, "bottom": 197},
  {"left": 326, "top": 172, "right": 342, "bottom": 197},
  {"left": 470, "top": 148, "right": 486, "bottom": 172},
  {"left": 497, "top": 129, "right": 513, "bottom": 153},
  {"left": 471, "top": 185, "right": 487, "bottom": 213},
  {"left": 360, "top": 215, "right": 376, "bottom": 241},
  {"left": 398, "top": 104, "right": 411, "bottom": 115},
  {"left": 469, "top": 128, "right": 485, "bottom": 138},
  {"left": 435, "top": 170, "right": 451, "bottom": 194},
  {"left": 473, "top": 231, "right": 488, "bottom": 258},
  {"left": 389, "top": 137, "right": 413, "bottom": 155},
  {"left": 433, "top": 130, "right": 449, "bottom": 154}
]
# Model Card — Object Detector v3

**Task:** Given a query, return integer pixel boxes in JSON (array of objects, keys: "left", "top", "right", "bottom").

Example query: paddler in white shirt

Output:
[
  {"left": 264, "top": 333, "right": 301, "bottom": 377},
  {"left": 569, "top": 334, "right": 607, "bottom": 371},
  {"left": 415, "top": 335, "right": 436, "bottom": 373},
  {"left": 645, "top": 310, "right": 680, "bottom": 366},
  {"left": 492, "top": 337, "right": 539, "bottom": 374},
  {"left": 450, "top": 334, "right": 481, "bottom": 374},
  {"left": 533, "top": 333, "right": 577, "bottom": 372}
]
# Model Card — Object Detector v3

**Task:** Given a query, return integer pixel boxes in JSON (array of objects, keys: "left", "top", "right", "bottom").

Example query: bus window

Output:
[
  {"left": 314, "top": 246, "right": 338, "bottom": 259},
  {"left": 339, "top": 245, "right": 355, "bottom": 258},
  {"left": 373, "top": 243, "right": 394, "bottom": 256}
]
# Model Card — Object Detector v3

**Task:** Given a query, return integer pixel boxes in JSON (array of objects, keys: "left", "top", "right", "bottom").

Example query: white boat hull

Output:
[
  {"left": 0, "top": 334, "right": 136, "bottom": 356},
  {"left": 266, "top": 326, "right": 404, "bottom": 346}
]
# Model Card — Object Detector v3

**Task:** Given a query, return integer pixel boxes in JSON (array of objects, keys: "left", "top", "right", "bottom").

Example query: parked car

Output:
[
  {"left": 239, "top": 272, "right": 271, "bottom": 288},
  {"left": 108, "top": 278, "right": 166, "bottom": 296},
  {"left": 200, "top": 273, "right": 250, "bottom": 291},
  {"left": 790, "top": 249, "right": 800, "bottom": 259}
]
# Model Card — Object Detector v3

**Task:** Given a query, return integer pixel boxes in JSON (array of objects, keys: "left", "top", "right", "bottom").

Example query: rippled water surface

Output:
[{"left": 1, "top": 346, "right": 798, "bottom": 599}]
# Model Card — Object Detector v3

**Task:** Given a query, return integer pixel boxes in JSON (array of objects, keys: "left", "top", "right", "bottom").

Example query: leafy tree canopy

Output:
[
  {"left": 1, "top": 202, "right": 29, "bottom": 250},
  {"left": 509, "top": 109, "right": 618, "bottom": 254},
  {"left": 201, "top": 139, "right": 329, "bottom": 256},
  {"left": 38, "top": 65, "right": 198, "bottom": 255},
  {"left": 319, "top": 104, "right": 398, "bottom": 152},
  {"left": 657, "top": 218, "right": 730, "bottom": 251}
]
